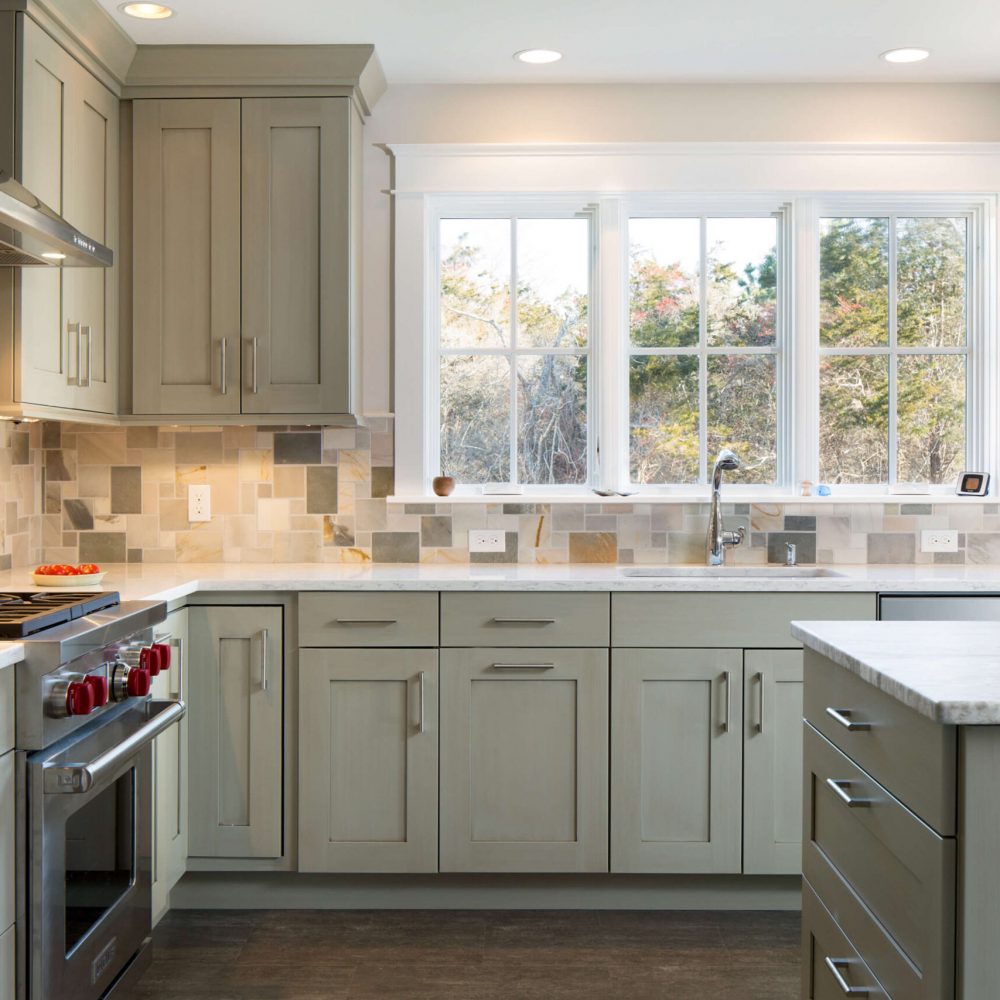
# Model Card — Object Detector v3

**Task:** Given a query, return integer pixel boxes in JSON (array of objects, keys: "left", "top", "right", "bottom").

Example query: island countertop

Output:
[{"left": 792, "top": 618, "right": 1000, "bottom": 724}]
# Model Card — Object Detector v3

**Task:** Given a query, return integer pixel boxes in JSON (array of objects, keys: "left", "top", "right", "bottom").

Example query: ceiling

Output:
[{"left": 96, "top": 0, "right": 1000, "bottom": 84}]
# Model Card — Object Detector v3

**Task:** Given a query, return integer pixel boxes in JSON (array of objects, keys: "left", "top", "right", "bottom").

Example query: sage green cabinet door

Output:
[
  {"left": 298, "top": 649, "right": 438, "bottom": 873},
  {"left": 611, "top": 649, "right": 743, "bottom": 874},
  {"left": 743, "top": 650, "right": 804, "bottom": 875},
  {"left": 151, "top": 608, "right": 189, "bottom": 924},
  {"left": 0, "top": 923, "right": 11, "bottom": 1000},
  {"left": 187, "top": 606, "right": 283, "bottom": 859},
  {"left": 18, "top": 17, "right": 118, "bottom": 413},
  {"left": 0, "top": 751, "right": 12, "bottom": 934},
  {"left": 132, "top": 99, "right": 241, "bottom": 415},
  {"left": 440, "top": 648, "right": 609, "bottom": 873},
  {"left": 241, "top": 98, "right": 355, "bottom": 414}
]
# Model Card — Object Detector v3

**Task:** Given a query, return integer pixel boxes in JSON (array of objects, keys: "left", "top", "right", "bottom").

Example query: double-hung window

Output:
[
  {"left": 435, "top": 209, "right": 593, "bottom": 492},
  {"left": 818, "top": 208, "right": 972, "bottom": 487}
]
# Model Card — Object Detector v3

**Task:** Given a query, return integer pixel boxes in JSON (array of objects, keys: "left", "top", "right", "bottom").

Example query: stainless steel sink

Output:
[{"left": 620, "top": 566, "right": 846, "bottom": 579}]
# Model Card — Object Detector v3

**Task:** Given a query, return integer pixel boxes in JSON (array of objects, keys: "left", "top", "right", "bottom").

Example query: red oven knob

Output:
[
  {"left": 152, "top": 643, "right": 171, "bottom": 671},
  {"left": 84, "top": 674, "right": 109, "bottom": 707},
  {"left": 126, "top": 667, "right": 151, "bottom": 698},
  {"left": 66, "top": 681, "right": 96, "bottom": 716},
  {"left": 140, "top": 646, "right": 162, "bottom": 677}
]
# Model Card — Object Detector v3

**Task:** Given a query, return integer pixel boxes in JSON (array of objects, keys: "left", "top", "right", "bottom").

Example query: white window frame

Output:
[
  {"left": 810, "top": 195, "right": 991, "bottom": 496},
  {"left": 390, "top": 143, "right": 999, "bottom": 503},
  {"left": 428, "top": 197, "right": 598, "bottom": 496}
]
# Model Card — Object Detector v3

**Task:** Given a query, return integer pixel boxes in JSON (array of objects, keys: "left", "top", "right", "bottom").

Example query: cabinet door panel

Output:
[
  {"left": 133, "top": 99, "right": 241, "bottom": 415},
  {"left": 743, "top": 650, "right": 804, "bottom": 875},
  {"left": 0, "top": 752, "right": 12, "bottom": 933},
  {"left": 187, "top": 606, "right": 282, "bottom": 858},
  {"left": 241, "top": 98, "right": 352, "bottom": 414},
  {"left": 299, "top": 649, "right": 438, "bottom": 873},
  {"left": 611, "top": 649, "right": 742, "bottom": 873},
  {"left": 440, "top": 648, "right": 609, "bottom": 873}
]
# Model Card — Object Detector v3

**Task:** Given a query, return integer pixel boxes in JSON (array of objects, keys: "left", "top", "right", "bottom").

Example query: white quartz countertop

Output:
[
  {"left": 1, "top": 562, "right": 1000, "bottom": 603},
  {"left": 792, "top": 619, "right": 1000, "bottom": 724}
]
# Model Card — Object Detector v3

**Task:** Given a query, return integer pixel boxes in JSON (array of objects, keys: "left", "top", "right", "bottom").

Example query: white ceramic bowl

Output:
[{"left": 31, "top": 572, "right": 106, "bottom": 587}]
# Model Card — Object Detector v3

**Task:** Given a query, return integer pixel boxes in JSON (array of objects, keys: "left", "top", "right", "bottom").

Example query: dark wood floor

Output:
[{"left": 133, "top": 909, "right": 801, "bottom": 999}]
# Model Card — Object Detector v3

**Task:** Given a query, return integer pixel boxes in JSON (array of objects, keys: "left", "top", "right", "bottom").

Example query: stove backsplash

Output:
[{"left": 0, "top": 417, "right": 991, "bottom": 566}]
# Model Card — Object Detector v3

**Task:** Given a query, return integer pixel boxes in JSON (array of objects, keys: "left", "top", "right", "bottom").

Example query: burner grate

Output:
[{"left": 0, "top": 591, "right": 121, "bottom": 638}]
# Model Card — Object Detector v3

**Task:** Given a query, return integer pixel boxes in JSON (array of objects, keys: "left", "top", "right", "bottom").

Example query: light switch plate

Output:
[
  {"left": 188, "top": 485, "right": 211, "bottom": 522},
  {"left": 921, "top": 529, "right": 958, "bottom": 553},
  {"left": 469, "top": 529, "right": 506, "bottom": 552}
]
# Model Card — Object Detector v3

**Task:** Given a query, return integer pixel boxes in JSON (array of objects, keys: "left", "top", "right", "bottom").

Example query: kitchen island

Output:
[{"left": 792, "top": 619, "right": 1000, "bottom": 1000}]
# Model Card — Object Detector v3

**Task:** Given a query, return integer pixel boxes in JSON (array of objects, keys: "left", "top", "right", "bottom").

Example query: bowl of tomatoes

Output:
[{"left": 32, "top": 563, "right": 105, "bottom": 587}]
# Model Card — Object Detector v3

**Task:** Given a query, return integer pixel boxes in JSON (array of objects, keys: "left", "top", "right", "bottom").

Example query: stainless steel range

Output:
[{"left": 8, "top": 591, "right": 184, "bottom": 1000}]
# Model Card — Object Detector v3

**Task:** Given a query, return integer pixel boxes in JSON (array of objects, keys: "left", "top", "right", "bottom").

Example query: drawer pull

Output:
[
  {"left": 720, "top": 670, "right": 732, "bottom": 733},
  {"left": 418, "top": 671, "right": 426, "bottom": 735},
  {"left": 753, "top": 671, "right": 764, "bottom": 734},
  {"left": 824, "top": 957, "right": 871, "bottom": 996},
  {"left": 334, "top": 619, "right": 399, "bottom": 626},
  {"left": 826, "top": 707, "right": 871, "bottom": 732},
  {"left": 489, "top": 663, "right": 555, "bottom": 671},
  {"left": 826, "top": 778, "right": 871, "bottom": 809},
  {"left": 490, "top": 618, "right": 557, "bottom": 626}
]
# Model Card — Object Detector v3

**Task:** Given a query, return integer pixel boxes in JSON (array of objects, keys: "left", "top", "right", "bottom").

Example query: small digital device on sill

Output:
[{"left": 957, "top": 472, "right": 990, "bottom": 497}]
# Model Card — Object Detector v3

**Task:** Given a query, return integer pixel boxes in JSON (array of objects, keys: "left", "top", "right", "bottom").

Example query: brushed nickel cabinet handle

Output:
[
  {"left": 68, "top": 321, "right": 81, "bottom": 385},
  {"left": 826, "top": 778, "right": 871, "bottom": 808},
  {"left": 259, "top": 628, "right": 269, "bottom": 692},
  {"left": 720, "top": 671, "right": 732, "bottom": 733},
  {"left": 251, "top": 336, "right": 259, "bottom": 394},
  {"left": 491, "top": 618, "right": 556, "bottom": 625},
  {"left": 824, "top": 957, "right": 871, "bottom": 996},
  {"left": 754, "top": 671, "right": 764, "bottom": 735},
  {"left": 418, "top": 671, "right": 426, "bottom": 735},
  {"left": 220, "top": 338, "right": 228, "bottom": 395},
  {"left": 80, "top": 325, "right": 92, "bottom": 387},
  {"left": 488, "top": 663, "right": 555, "bottom": 671},
  {"left": 334, "top": 618, "right": 398, "bottom": 626},
  {"left": 826, "top": 707, "right": 870, "bottom": 732}
]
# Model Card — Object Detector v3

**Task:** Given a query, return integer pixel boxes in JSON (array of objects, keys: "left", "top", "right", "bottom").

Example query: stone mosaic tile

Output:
[
  {"left": 305, "top": 467, "right": 338, "bottom": 514},
  {"left": 421, "top": 515, "right": 453, "bottom": 548},
  {"left": 111, "top": 466, "right": 142, "bottom": 514},
  {"left": 274, "top": 432, "right": 322, "bottom": 465},
  {"left": 372, "top": 531, "right": 420, "bottom": 563}
]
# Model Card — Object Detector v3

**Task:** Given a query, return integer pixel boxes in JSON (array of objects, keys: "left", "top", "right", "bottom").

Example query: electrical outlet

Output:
[
  {"left": 188, "top": 485, "right": 211, "bottom": 523},
  {"left": 469, "top": 529, "right": 506, "bottom": 553},
  {"left": 921, "top": 529, "right": 958, "bottom": 553}
]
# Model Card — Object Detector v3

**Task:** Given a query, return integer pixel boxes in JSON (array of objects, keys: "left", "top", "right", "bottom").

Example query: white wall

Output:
[{"left": 361, "top": 82, "right": 1000, "bottom": 414}]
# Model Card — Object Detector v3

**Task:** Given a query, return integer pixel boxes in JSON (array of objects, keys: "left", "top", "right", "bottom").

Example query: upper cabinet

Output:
[
  {"left": 131, "top": 95, "right": 362, "bottom": 420},
  {"left": 5, "top": 14, "right": 119, "bottom": 416}
]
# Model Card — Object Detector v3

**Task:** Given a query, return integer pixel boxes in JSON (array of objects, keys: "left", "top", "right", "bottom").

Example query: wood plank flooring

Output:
[{"left": 134, "top": 909, "right": 801, "bottom": 999}]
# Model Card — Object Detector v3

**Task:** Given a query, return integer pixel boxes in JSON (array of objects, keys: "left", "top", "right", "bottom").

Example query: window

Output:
[
  {"left": 819, "top": 214, "right": 970, "bottom": 486},
  {"left": 436, "top": 214, "right": 592, "bottom": 489},
  {"left": 628, "top": 216, "right": 781, "bottom": 487}
]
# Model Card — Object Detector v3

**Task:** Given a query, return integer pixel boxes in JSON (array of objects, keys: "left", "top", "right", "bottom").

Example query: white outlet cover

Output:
[
  {"left": 469, "top": 529, "right": 506, "bottom": 552},
  {"left": 921, "top": 529, "right": 958, "bottom": 553},
  {"left": 188, "top": 484, "right": 212, "bottom": 522}
]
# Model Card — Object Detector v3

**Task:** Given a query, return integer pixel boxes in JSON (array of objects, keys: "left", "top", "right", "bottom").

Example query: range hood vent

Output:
[{"left": 0, "top": 172, "right": 113, "bottom": 268}]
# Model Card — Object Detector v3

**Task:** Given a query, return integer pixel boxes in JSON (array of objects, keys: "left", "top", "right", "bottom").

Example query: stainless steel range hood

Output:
[{"left": 0, "top": 170, "right": 113, "bottom": 267}]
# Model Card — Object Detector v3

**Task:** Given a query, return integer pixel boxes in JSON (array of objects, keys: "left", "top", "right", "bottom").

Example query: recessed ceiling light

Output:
[
  {"left": 40, "top": 252, "right": 66, "bottom": 260},
  {"left": 514, "top": 49, "right": 563, "bottom": 65},
  {"left": 119, "top": 2, "right": 175, "bottom": 19},
  {"left": 880, "top": 47, "right": 930, "bottom": 64}
]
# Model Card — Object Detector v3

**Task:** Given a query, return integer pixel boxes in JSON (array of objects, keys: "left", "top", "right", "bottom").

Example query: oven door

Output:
[{"left": 24, "top": 699, "right": 185, "bottom": 1000}]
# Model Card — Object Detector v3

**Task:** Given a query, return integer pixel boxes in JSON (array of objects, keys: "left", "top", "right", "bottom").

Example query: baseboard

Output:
[{"left": 169, "top": 872, "right": 802, "bottom": 911}]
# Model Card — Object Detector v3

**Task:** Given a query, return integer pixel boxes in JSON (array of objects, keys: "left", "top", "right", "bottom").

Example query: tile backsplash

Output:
[{"left": 0, "top": 417, "right": 975, "bottom": 566}]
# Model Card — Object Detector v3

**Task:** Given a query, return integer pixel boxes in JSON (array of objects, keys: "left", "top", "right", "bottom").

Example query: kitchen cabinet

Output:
[
  {"left": 439, "top": 648, "right": 609, "bottom": 873},
  {"left": 611, "top": 649, "right": 743, "bottom": 874},
  {"left": 151, "top": 608, "right": 189, "bottom": 924},
  {"left": 0, "top": 924, "right": 11, "bottom": 1000},
  {"left": 132, "top": 95, "right": 361, "bottom": 419},
  {"left": 298, "top": 649, "right": 438, "bottom": 873},
  {"left": 15, "top": 14, "right": 118, "bottom": 414},
  {"left": 187, "top": 605, "right": 283, "bottom": 859},
  {"left": 742, "top": 649, "right": 804, "bottom": 875}
]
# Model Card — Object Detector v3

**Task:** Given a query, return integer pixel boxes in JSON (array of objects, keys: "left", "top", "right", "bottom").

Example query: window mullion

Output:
[
  {"left": 888, "top": 214, "right": 898, "bottom": 485},
  {"left": 699, "top": 216, "right": 709, "bottom": 482},
  {"left": 509, "top": 217, "right": 519, "bottom": 486}
]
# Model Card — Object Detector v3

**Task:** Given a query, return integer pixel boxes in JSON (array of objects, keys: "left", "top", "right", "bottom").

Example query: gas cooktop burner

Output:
[{"left": 0, "top": 591, "right": 120, "bottom": 637}]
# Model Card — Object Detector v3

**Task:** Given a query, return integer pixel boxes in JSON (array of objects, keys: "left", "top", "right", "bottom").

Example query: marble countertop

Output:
[{"left": 792, "top": 619, "right": 1000, "bottom": 724}]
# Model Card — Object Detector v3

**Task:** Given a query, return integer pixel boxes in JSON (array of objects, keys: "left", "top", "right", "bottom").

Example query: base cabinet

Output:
[
  {"left": 743, "top": 650, "right": 804, "bottom": 875},
  {"left": 611, "top": 649, "right": 743, "bottom": 874},
  {"left": 187, "top": 606, "right": 283, "bottom": 859},
  {"left": 151, "top": 609, "right": 189, "bottom": 923},
  {"left": 439, "top": 648, "right": 609, "bottom": 873},
  {"left": 298, "top": 649, "right": 439, "bottom": 873}
]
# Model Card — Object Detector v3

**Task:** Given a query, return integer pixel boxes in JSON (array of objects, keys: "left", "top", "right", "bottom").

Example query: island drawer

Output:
[
  {"left": 802, "top": 880, "right": 890, "bottom": 1000},
  {"left": 299, "top": 593, "right": 439, "bottom": 647},
  {"left": 612, "top": 593, "right": 876, "bottom": 648},
  {"left": 804, "top": 724, "right": 955, "bottom": 1000},
  {"left": 804, "top": 650, "right": 956, "bottom": 835},
  {"left": 441, "top": 593, "right": 609, "bottom": 647}
]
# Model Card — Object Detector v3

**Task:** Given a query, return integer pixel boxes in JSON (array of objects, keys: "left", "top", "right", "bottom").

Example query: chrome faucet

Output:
[{"left": 706, "top": 449, "right": 746, "bottom": 566}]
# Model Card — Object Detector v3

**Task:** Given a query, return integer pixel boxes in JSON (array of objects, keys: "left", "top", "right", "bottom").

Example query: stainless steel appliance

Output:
[{"left": 10, "top": 592, "right": 183, "bottom": 1000}]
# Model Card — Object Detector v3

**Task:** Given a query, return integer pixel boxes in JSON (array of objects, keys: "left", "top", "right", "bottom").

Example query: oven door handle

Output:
[{"left": 43, "top": 699, "right": 186, "bottom": 794}]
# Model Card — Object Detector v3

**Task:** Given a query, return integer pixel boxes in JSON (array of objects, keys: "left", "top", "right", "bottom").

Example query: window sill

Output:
[{"left": 387, "top": 493, "right": 996, "bottom": 507}]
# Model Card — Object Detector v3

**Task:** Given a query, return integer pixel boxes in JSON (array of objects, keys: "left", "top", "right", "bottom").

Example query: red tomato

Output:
[
  {"left": 77, "top": 564, "right": 100, "bottom": 575},
  {"left": 50, "top": 565, "right": 73, "bottom": 576}
]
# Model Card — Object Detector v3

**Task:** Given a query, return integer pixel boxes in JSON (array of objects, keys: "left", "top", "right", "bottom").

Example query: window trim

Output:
[{"left": 393, "top": 158, "right": 997, "bottom": 501}]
